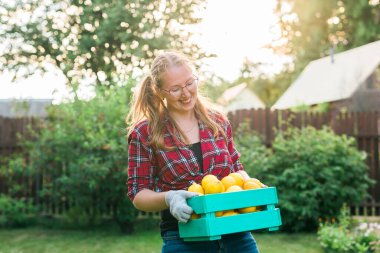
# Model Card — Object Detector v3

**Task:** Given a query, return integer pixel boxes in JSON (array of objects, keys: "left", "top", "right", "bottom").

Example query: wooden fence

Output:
[
  {"left": 1, "top": 109, "right": 380, "bottom": 216},
  {"left": 227, "top": 108, "right": 380, "bottom": 216},
  {"left": 0, "top": 117, "right": 40, "bottom": 154}
]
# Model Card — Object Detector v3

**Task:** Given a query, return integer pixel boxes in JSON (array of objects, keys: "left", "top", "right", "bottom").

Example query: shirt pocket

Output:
[
  {"left": 209, "top": 139, "right": 234, "bottom": 177},
  {"left": 210, "top": 154, "right": 234, "bottom": 178},
  {"left": 156, "top": 148, "right": 199, "bottom": 186}
]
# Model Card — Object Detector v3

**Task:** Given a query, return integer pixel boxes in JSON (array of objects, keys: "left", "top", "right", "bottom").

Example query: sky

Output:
[
  {"left": 191, "top": 0, "right": 285, "bottom": 80},
  {"left": 0, "top": 0, "right": 285, "bottom": 103}
]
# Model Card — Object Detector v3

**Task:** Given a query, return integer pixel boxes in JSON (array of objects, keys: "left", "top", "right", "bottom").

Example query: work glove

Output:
[{"left": 165, "top": 190, "right": 198, "bottom": 223}]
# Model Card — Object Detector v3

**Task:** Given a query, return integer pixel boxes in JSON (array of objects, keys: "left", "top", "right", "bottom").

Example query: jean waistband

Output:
[{"left": 161, "top": 230, "right": 179, "bottom": 237}]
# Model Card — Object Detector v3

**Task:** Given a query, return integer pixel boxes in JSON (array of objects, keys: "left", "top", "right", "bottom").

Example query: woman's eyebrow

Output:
[{"left": 171, "top": 77, "right": 194, "bottom": 87}]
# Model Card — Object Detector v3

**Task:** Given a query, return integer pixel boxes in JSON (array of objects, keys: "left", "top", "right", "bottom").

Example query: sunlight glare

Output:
[{"left": 189, "top": 0, "right": 289, "bottom": 80}]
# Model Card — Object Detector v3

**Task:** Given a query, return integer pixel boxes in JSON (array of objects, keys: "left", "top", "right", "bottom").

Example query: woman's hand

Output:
[{"left": 165, "top": 190, "right": 198, "bottom": 223}]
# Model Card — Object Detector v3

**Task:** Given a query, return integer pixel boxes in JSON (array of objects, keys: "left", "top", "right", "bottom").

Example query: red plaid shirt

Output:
[{"left": 127, "top": 114, "right": 244, "bottom": 201}]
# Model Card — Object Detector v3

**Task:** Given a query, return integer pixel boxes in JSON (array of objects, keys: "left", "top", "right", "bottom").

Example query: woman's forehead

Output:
[{"left": 161, "top": 65, "right": 193, "bottom": 87}]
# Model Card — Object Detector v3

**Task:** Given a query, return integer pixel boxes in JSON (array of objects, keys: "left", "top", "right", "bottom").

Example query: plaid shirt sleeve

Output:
[
  {"left": 127, "top": 122, "right": 157, "bottom": 202},
  {"left": 225, "top": 119, "right": 244, "bottom": 172}
]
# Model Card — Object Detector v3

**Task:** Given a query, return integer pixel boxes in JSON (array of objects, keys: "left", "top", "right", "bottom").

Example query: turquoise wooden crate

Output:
[{"left": 178, "top": 187, "right": 282, "bottom": 241}]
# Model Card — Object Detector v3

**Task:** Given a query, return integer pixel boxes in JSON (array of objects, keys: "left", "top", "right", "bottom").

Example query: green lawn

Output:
[{"left": 0, "top": 221, "right": 323, "bottom": 253}]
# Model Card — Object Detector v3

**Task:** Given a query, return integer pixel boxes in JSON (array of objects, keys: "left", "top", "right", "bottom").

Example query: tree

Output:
[
  {"left": 199, "top": 74, "right": 232, "bottom": 103},
  {"left": 234, "top": 58, "right": 293, "bottom": 106},
  {"left": 241, "top": 0, "right": 380, "bottom": 106},
  {"left": 340, "top": 0, "right": 380, "bottom": 48},
  {"left": 273, "top": 0, "right": 380, "bottom": 78},
  {"left": 0, "top": 0, "right": 207, "bottom": 89}
]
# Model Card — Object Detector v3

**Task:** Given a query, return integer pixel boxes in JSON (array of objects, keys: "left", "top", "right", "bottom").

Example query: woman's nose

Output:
[{"left": 181, "top": 86, "right": 191, "bottom": 97}]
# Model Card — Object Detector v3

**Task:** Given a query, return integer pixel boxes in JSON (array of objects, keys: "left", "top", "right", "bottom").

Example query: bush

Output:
[
  {"left": 0, "top": 195, "right": 36, "bottom": 228},
  {"left": 265, "top": 126, "right": 374, "bottom": 232},
  {"left": 234, "top": 119, "right": 271, "bottom": 179},
  {"left": 0, "top": 156, "right": 35, "bottom": 199},
  {"left": 13, "top": 82, "right": 138, "bottom": 232},
  {"left": 318, "top": 205, "right": 379, "bottom": 253},
  {"left": 0, "top": 155, "right": 37, "bottom": 228}
]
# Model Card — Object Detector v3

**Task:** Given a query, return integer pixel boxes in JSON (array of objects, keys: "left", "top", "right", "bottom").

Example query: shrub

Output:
[
  {"left": 0, "top": 156, "right": 35, "bottom": 199},
  {"left": 15, "top": 82, "right": 138, "bottom": 232},
  {"left": 234, "top": 119, "right": 271, "bottom": 180},
  {"left": 263, "top": 126, "right": 374, "bottom": 232},
  {"left": 0, "top": 195, "right": 36, "bottom": 228},
  {"left": 0, "top": 156, "right": 37, "bottom": 228}
]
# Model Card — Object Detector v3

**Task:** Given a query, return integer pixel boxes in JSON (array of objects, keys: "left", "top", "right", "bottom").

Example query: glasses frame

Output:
[{"left": 161, "top": 76, "right": 199, "bottom": 98}]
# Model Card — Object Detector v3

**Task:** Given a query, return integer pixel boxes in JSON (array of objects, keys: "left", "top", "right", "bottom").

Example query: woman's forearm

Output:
[{"left": 132, "top": 189, "right": 168, "bottom": 212}]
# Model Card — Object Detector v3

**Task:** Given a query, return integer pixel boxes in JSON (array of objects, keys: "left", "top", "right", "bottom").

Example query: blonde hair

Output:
[{"left": 126, "top": 51, "right": 227, "bottom": 150}]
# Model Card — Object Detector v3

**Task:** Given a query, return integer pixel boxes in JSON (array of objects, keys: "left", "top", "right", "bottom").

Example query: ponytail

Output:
[
  {"left": 126, "top": 76, "right": 151, "bottom": 135},
  {"left": 126, "top": 75, "right": 168, "bottom": 148}
]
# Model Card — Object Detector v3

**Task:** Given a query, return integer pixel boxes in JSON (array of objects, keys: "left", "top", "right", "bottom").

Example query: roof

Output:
[
  {"left": 217, "top": 83, "right": 265, "bottom": 112},
  {"left": 218, "top": 83, "right": 265, "bottom": 106},
  {"left": 272, "top": 40, "right": 380, "bottom": 109},
  {"left": 218, "top": 83, "right": 248, "bottom": 105},
  {"left": 0, "top": 99, "right": 53, "bottom": 118}
]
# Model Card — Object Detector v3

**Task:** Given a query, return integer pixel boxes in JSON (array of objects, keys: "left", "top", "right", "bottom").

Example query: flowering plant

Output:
[{"left": 318, "top": 205, "right": 380, "bottom": 253}]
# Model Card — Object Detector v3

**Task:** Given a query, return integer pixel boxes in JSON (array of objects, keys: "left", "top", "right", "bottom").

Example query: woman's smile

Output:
[{"left": 179, "top": 97, "right": 192, "bottom": 105}]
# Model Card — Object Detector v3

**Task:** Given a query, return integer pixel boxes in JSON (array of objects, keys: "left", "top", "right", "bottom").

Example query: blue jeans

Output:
[{"left": 161, "top": 230, "right": 260, "bottom": 253}]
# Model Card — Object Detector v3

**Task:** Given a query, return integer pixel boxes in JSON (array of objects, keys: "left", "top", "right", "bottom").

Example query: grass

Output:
[
  {"left": 0, "top": 220, "right": 323, "bottom": 253},
  {"left": 255, "top": 232, "right": 323, "bottom": 253},
  {"left": 0, "top": 227, "right": 161, "bottom": 253}
]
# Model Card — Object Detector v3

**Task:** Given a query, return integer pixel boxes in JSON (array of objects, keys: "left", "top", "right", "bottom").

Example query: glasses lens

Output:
[
  {"left": 170, "top": 89, "right": 181, "bottom": 97},
  {"left": 169, "top": 78, "right": 198, "bottom": 97},
  {"left": 189, "top": 79, "right": 197, "bottom": 89}
]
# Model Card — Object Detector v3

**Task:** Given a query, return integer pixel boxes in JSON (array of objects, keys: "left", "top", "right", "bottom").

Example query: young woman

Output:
[{"left": 126, "top": 51, "right": 260, "bottom": 253}]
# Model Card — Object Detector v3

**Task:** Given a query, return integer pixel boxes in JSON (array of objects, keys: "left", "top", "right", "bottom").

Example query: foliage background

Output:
[{"left": 0, "top": 81, "right": 139, "bottom": 232}]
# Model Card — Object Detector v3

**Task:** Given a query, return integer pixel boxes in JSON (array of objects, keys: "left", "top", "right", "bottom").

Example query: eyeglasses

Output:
[{"left": 161, "top": 77, "right": 198, "bottom": 98}]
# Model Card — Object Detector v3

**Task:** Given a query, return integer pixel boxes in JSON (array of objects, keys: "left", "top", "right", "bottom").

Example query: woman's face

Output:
[{"left": 160, "top": 65, "right": 198, "bottom": 114}]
